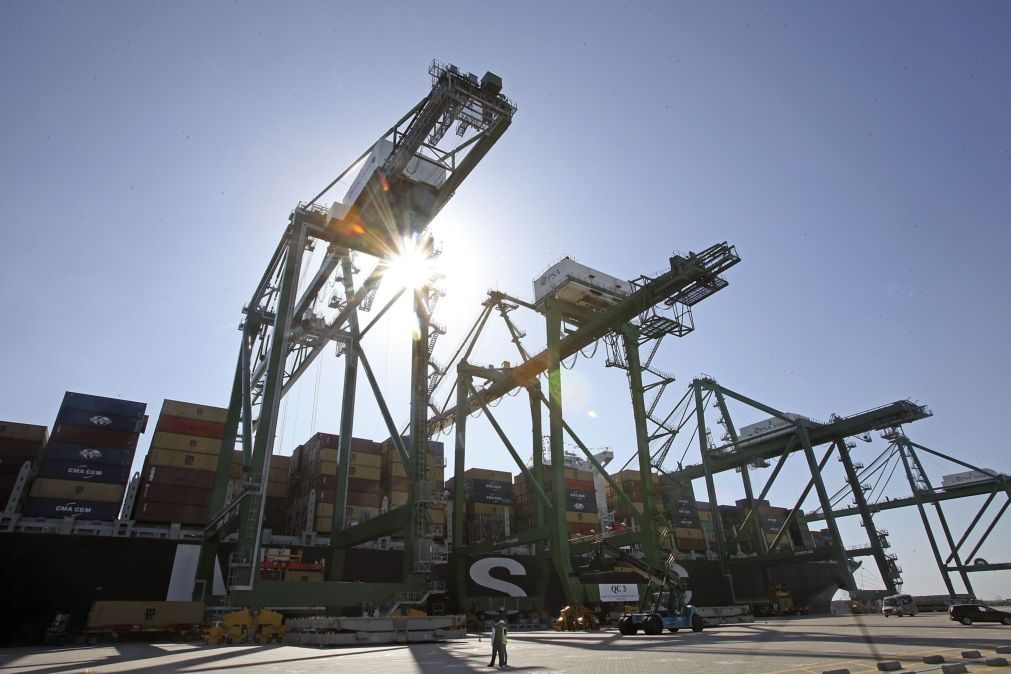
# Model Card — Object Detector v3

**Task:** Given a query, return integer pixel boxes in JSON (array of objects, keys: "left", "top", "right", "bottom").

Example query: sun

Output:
[{"left": 381, "top": 235, "right": 439, "bottom": 292}]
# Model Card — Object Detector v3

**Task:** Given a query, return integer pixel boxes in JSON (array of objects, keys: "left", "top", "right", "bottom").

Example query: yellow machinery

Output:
[
  {"left": 553, "top": 603, "right": 600, "bottom": 631},
  {"left": 203, "top": 609, "right": 286, "bottom": 645}
]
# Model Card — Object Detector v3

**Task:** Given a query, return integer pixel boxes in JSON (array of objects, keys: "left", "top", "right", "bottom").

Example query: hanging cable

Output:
[{"left": 310, "top": 356, "right": 323, "bottom": 433}]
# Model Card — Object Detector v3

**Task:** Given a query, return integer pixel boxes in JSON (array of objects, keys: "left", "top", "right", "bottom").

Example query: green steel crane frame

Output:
[
  {"left": 427, "top": 243, "right": 742, "bottom": 612},
  {"left": 650, "top": 378, "right": 931, "bottom": 604},
  {"left": 193, "top": 61, "right": 516, "bottom": 609},
  {"left": 806, "top": 430, "right": 1011, "bottom": 601}
]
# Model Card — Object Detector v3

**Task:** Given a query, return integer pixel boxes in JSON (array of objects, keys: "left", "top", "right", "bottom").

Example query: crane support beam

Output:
[
  {"left": 808, "top": 480, "right": 1011, "bottom": 520},
  {"left": 429, "top": 242, "right": 741, "bottom": 435},
  {"left": 671, "top": 395, "right": 930, "bottom": 482}
]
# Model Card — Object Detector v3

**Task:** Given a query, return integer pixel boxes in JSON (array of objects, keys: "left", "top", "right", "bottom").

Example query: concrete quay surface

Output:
[{"left": 2, "top": 614, "right": 1009, "bottom": 674}]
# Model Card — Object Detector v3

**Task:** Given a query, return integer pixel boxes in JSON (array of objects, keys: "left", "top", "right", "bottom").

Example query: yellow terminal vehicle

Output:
[
  {"left": 554, "top": 603, "right": 600, "bottom": 631},
  {"left": 203, "top": 609, "right": 285, "bottom": 645}
]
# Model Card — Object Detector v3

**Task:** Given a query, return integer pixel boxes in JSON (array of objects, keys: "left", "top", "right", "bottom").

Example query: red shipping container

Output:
[
  {"left": 0, "top": 456, "right": 33, "bottom": 475},
  {"left": 351, "top": 437, "right": 384, "bottom": 455},
  {"left": 347, "top": 477, "right": 383, "bottom": 495},
  {"left": 141, "top": 482, "right": 213, "bottom": 507},
  {"left": 0, "top": 437, "right": 45, "bottom": 459},
  {"left": 135, "top": 500, "right": 209, "bottom": 525},
  {"left": 675, "top": 535, "right": 707, "bottom": 551},
  {"left": 566, "top": 522, "right": 599, "bottom": 536},
  {"left": 51, "top": 424, "right": 138, "bottom": 451},
  {"left": 346, "top": 491, "right": 382, "bottom": 508},
  {"left": 0, "top": 472, "right": 18, "bottom": 491},
  {"left": 144, "top": 463, "right": 216, "bottom": 489},
  {"left": 156, "top": 415, "right": 225, "bottom": 440},
  {"left": 565, "top": 479, "right": 594, "bottom": 492},
  {"left": 385, "top": 476, "right": 410, "bottom": 490}
]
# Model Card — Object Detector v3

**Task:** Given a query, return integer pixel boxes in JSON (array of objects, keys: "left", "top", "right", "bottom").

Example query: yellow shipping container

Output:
[
  {"left": 387, "top": 490, "right": 409, "bottom": 508},
  {"left": 610, "top": 469, "right": 660, "bottom": 484},
  {"left": 148, "top": 448, "right": 218, "bottom": 472},
  {"left": 565, "top": 511, "right": 600, "bottom": 523},
  {"left": 348, "top": 465, "right": 382, "bottom": 481},
  {"left": 150, "top": 431, "right": 222, "bottom": 456},
  {"left": 466, "top": 503, "right": 512, "bottom": 516},
  {"left": 386, "top": 462, "right": 408, "bottom": 479},
  {"left": 30, "top": 478, "right": 124, "bottom": 503},
  {"left": 313, "top": 448, "right": 341, "bottom": 464},
  {"left": 265, "top": 482, "right": 287, "bottom": 498},
  {"left": 0, "top": 421, "right": 47, "bottom": 442},
  {"left": 675, "top": 526, "right": 704, "bottom": 538},
  {"left": 350, "top": 452, "right": 382, "bottom": 468},
  {"left": 160, "top": 399, "right": 228, "bottom": 424},
  {"left": 315, "top": 516, "right": 332, "bottom": 532},
  {"left": 463, "top": 467, "right": 512, "bottom": 483}
]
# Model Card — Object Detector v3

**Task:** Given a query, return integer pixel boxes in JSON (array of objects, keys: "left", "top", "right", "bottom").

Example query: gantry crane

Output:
[
  {"left": 194, "top": 61, "right": 515, "bottom": 608},
  {"left": 428, "top": 243, "right": 742, "bottom": 610}
]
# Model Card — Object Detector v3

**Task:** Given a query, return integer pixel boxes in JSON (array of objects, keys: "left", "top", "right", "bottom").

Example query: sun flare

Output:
[{"left": 382, "top": 235, "right": 438, "bottom": 291}]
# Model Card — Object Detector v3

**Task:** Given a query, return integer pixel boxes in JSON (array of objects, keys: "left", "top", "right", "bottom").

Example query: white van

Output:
[{"left": 882, "top": 594, "right": 918, "bottom": 617}]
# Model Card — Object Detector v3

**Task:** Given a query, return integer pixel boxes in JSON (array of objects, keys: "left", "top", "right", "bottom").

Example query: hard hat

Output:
[{"left": 498, "top": 619, "right": 506, "bottom": 624}]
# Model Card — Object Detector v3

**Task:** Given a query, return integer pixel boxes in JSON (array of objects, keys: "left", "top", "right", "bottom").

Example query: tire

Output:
[
  {"left": 644, "top": 615, "right": 663, "bottom": 636},
  {"left": 897, "top": 612, "right": 903, "bottom": 617},
  {"left": 181, "top": 631, "right": 194, "bottom": 642},
  {"left": 617, "top": 617, "right": 631, "bottom": 635},
  {"left": 1002, "top": 617, "right": 1011, "bottom": 626},
  {"left": 54, "top": 633, "right": 68, "bottom": 646},
  {"left": 669, "top": 628, "right": 680, "bottom": 633},
  {"left": 961, "top": 617, "right": 973, "bottom": 625},
  {"left": 691, "top": 615, "right": 704, "bottom": 633}
]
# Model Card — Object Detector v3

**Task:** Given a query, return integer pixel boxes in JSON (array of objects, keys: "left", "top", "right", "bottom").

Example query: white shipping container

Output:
[
  {"left": 328, "top": 139, "right": 447, "bottom": 223},
  {"left": 941, "top": 470, "right": 999, "bottom": 489},
  {"left": 533, "top": 257, "right": 632, "bottom": 310},
  {"left": 737, "top": 414, "right": 809, "bottom": 440}
]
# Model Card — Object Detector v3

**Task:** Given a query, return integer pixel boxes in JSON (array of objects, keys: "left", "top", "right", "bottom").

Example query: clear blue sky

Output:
[{"left": 1, "top": 1, "right": 1009, "bottom": 598}]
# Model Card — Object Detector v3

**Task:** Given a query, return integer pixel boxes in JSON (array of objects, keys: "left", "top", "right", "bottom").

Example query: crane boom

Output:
[
  {"left": 297, "top": 60, "right": 517, "bottom": 261},
  {"left": 428, "top": 242, "right": 741, "bottom": 435}
]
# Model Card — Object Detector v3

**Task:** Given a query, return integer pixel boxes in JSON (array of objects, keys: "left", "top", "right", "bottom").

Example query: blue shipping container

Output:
[
  {"left": 61, "top": 391, "right": 147, "bottom": 420},
  {"left": 55, "top": 407, "right": 147, "bottom": 434},
  {"left": 35, "top": 459, "right": 131, "bottom": 484},
  {"left": 43, "top": 442, "right": 135, "bottom": 467},
  {"left": 23, "top": 496, "right": 121, "bottom": 520}
]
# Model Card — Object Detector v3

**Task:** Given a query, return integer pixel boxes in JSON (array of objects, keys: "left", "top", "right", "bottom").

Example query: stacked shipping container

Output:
[
  {"left": 604, "top": 468, "right": 660, "bottom": 536},
  {"left": 660, "top": 476, "right": 706, "bottom": 552},
  {"left": 133, "top": 400, "right": 289, "bottom": 529},
  {"left": 287, "top": 433, "right": 385, "bottom": 534},
  {"left": 134, "top": 400, "right": 229, "bottom": 525},
  {"left": 381, "top": 438, "right": 447, "bottom": 539},
  {"left": 515, "top": 464, "right": 599, "bottom": 537},
  {"left": 26, "top": 392, "right": 146, "bottom": 520},
  {"left": 448, "top": 467, "right": 512, "bottom": 543},
  {"left": 0, "top": 421, "right": 47, "bottom": 510}
]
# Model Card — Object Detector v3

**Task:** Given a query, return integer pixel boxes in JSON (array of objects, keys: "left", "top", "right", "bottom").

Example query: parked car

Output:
[
  {"left": 882, "top": 594, "right": 918, "bottom": 617},
  {"left": 949, "top": 604, "right": 1011, "bottom": 625}
]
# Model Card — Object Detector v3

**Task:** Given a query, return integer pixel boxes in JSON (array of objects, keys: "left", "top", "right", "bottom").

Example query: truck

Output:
[
  {"left": 882, "top": 594, "right": 918, "bottom": 617},
  {"left": 44, "top": 601, "right": 205, "bottom": 644},
  {"left": 583, "top": 538, "right": 703, "bottom": 636},
  {"left": 203, "top": 608, "right": 285, "bottom": 645}
]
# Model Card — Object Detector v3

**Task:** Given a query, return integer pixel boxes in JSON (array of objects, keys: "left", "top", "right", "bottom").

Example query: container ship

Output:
[{"left": 1, "top": 392, "right": 848, "bottom": 644}]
